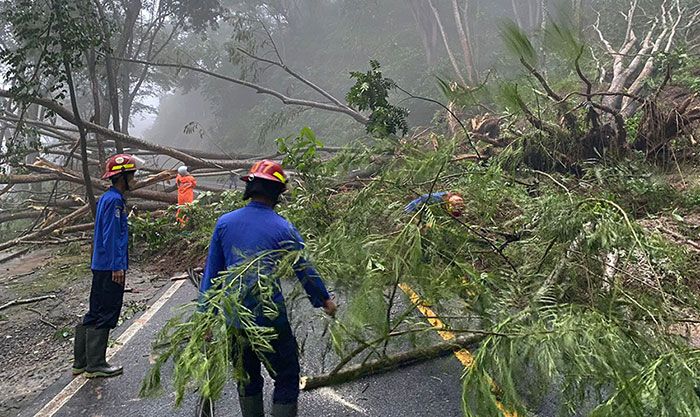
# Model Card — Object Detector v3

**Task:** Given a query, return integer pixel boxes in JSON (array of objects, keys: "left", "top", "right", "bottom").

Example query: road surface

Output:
[{"left": 19, "top": 279, "right": 467, "bottom": 417}]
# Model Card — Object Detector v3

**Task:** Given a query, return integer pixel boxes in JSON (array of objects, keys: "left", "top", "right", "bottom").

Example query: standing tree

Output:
[{"left": 0, "top": 0, "right": 105, "bottom": 215}]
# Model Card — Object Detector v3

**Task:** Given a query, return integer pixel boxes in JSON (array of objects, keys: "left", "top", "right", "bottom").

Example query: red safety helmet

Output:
[
  {"left": 242, "top": 160, "right": 288, "bottom": 184},
  {"left": 102, "top": 154, "right": 139, "bottom": 180}
]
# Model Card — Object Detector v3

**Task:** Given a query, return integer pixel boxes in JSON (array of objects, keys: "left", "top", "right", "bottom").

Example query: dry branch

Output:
[
  {"left": 658, "top": 226, "right": 700, "bottom": 251},
  {"left": 0, "top": 294, "right": 57, "bottom": 312},
  {"left": 25, "top": 159, "right": 177, "bottom": 204},
  {"left": 100, "top": 56, "right": 370, "bottom": 125},
  {"left": 26, "top": 306, "right": 58, "bottom": 329},
  {"left": 0, "top": 247, "right": 30, "bottom": 264},
  {"left": 21, "top": 236, "right": 91, "bottom": 245},
  {"left": 46, "top": 198, "right": 169, "bottom": 211},
  {"left": 0, "top": 209, "right": 45, "bottom": 223},
  {"left": 0, "top": 89, "right": 265, "bottom": 171},
  {"left": 0, "top": 204, "right": 90, "bottom": 252},
  {"left": 51, "top": 222, "right": 95, "bottom": 234}
]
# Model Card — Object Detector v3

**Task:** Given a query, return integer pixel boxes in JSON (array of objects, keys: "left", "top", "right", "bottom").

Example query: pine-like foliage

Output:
[{"left": 139, "top": 129, "right": 700, "bottom": 416}]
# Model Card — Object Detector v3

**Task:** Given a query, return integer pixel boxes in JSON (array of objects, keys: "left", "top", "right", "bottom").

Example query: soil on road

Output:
[{"left": 0, "top": 243, "right": 172, "bottom": 417}]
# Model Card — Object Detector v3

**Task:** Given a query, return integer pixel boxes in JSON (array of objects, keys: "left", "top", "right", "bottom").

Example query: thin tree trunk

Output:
[
  {"left": 62, "top": 58, "right": 97, "bottom": 218},
  {"left": 511, "top": 0, "right": 523, "bottom": 29},
  {"left": 408, "top": 0, "right": 434, "bottom": 65},
  {"left": 540, "top": 0, "right": 547, "bottom": 76},
  {"left": 573, "top": 0, "right": 583, "bottom": 32},
  {"left": 452, "top": 0, "right": 477, "bottom": 84},
  {"left": 87, "top": 49, "right": 105, "bottom": 165},
  {"left": 427, "top": 0, "right": 467, "bottom": 85},
  {"left": 120, "top": 28, "right": 134, "bottom": 135},
  {"left": 93, "top": 0, "right": 123, "bottom": 152}
]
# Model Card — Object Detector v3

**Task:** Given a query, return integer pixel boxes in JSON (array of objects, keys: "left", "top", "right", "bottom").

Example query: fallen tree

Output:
[
  {"left": 299, "top": 335, "right": 483, "bottom": 390},
  {"left": 0, "top": 204, "right": 90, "bottom": 252}
]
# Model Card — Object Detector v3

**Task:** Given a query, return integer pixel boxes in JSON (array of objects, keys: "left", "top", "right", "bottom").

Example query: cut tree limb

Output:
[{"left": 299, "top": 335, "right": 483, "bottom": 390}]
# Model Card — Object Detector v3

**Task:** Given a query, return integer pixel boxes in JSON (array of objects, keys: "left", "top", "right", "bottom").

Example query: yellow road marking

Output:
[
  {"left": 398, "top": 282, "right": 517, "bottom": 417},
  {"left": 399, "top": 283, "right": 473, "bottom": 367}
]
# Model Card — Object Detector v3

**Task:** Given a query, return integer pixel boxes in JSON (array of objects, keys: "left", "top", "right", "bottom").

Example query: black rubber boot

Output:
[
  {"left": 238, "top": 394, "right": 264, "bottom": 417},
  {"left": 271, "top": 402, "right": 297, "bottom": 417},
  {"left": 84, "top": 327, "right": 123, "bottom": 378},
  {"left": 72, "top": 324, "right": 87, "bottom": 375}
]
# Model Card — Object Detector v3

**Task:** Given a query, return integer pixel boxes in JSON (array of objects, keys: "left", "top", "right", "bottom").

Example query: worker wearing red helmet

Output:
[
  {"left": 200, "top": 160, "right": 337, "bottom": 417},
  {"left": 72, "top": 154, "right": 139, "bottom": 379}
]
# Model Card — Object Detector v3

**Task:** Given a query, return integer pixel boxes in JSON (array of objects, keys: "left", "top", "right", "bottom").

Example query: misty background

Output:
[{"left": 136, "top": 0, "right": 591, "bottom": 154}]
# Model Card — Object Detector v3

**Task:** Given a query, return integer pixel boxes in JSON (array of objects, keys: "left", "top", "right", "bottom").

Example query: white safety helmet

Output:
[{"left": 177, "top": 166, "right": 189, "bottom": 176}]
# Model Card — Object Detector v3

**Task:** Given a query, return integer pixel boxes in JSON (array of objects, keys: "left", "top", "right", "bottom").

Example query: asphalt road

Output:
[{"left": 20, "top": 280, "right": 467, "bottom": 417}]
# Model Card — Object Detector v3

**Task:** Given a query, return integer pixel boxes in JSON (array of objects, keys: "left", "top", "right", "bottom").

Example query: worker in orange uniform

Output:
[{"left": 176, "top": 166, "right": 197, "bottom": 225}]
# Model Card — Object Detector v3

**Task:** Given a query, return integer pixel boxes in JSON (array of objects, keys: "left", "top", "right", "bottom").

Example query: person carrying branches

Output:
[{"left": 199, "top": 159, "right": 337, "bottom": 417}]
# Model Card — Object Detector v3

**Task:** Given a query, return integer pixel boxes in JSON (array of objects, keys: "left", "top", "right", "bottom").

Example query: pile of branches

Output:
[{"left": 443, "top": 7, "right": 700, "bottom": 173}]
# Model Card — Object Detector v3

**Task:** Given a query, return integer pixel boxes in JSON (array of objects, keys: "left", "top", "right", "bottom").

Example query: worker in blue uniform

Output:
[
  {"left": 200, "top": 160, "right": 337, "bottom": 417},
  {"left": 404, "top": 191, "right": 464, "bottom": 217},
  {"left": 72, "top": 154, "right": 139, "bottom": 379}
]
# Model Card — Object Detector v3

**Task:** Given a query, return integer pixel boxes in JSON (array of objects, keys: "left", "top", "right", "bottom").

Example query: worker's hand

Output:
[
  {"left": 322, "top": 298, "right": 337, "bottom": 317},
  {"left": 112, "top": 270, "right": 126, "bottom": 286}
]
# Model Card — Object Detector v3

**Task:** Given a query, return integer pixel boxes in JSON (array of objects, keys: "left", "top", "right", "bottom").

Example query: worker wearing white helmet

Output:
[{"left": 176, "top": 166, "right": 196, "bottom": 224}]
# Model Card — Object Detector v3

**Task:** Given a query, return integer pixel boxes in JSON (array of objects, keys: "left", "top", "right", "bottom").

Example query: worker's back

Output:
[
  {"left": 201, "top": 201, "right": 329, "bottom": 326},
  {"left": 207, "top": 201, "right": 296, "bottom": 269}
]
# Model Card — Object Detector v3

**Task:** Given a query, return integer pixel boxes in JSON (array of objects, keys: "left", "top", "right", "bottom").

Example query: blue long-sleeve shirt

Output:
[
  {"left": 200, "top": 201, "right": 330, "bottom": 326},
  {"left": 404, "top": 192, "right": 447, "bottom": 213},
  {"left": 91, "top": 187, "right": 129, "bottom": 271}
]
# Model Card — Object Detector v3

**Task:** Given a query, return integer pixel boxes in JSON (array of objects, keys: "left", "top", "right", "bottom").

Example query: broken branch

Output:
[{"left": 0, "top": 295, "right": 57, "bottom": 312}]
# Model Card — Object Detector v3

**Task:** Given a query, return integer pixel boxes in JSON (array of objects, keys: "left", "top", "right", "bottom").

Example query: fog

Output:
[{"left": 139, "top": 0, "right": 567, "bottom": 154}]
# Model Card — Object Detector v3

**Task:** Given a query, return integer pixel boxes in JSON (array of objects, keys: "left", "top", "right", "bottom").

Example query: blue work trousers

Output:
[
  {"left": 237, "top": 322, "right": 300, "bottom": 404},
  {"left": 82, "top": 269, "right": 124, "bottom": 329}
]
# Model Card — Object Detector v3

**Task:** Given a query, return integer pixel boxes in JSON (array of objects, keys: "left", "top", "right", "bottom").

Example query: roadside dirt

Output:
[{"left": 0, "top": 243, "right": 170, "bottom": 417}]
